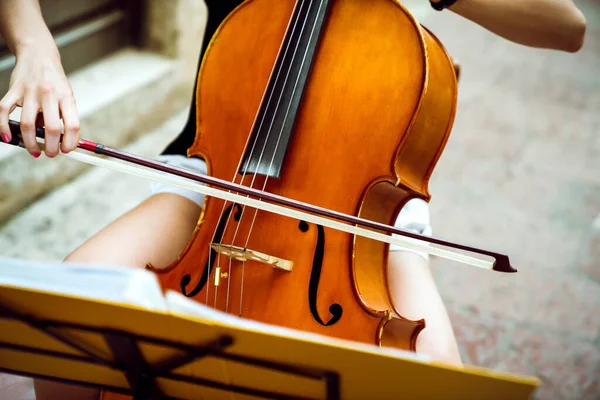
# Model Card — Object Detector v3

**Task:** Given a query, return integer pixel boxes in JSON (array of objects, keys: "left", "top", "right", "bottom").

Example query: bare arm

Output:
[
  {"left": 0, "top": 0, "right": 80, "bottom": 157},
  {"left": 435, "top": 0, "right": 587, "bottom": 52}
]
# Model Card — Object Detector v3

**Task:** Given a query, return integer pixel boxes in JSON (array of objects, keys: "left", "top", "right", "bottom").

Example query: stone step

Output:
[
  {"left": 0, "top": 109, "right": 189, "bottom": 399},
  {"left": 0, "top": 108, "right": 189, "bottom": 262},
  {"left": 0, "top": 47, "right": 192, "bottom": 226}
]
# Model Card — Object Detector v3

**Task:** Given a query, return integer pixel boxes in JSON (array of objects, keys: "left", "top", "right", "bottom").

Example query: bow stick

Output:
[{"left": 5, "top": 120, "right": 516, "bottom": 273}]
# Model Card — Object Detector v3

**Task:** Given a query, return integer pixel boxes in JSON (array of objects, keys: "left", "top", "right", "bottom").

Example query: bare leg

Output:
[
  {"left": 387, "top": 251, "right": 463, "bottom": 366},
  {"left": 65, "top": 193, "right": 202, "bottom": 269},
  {"left": 33, "top": 193, "right": 202, "bottom": 400}
]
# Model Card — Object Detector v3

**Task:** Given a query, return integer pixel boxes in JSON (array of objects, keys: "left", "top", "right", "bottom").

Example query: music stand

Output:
[{"left": 0, "top": 280, "right": 540, "bottom": 399}]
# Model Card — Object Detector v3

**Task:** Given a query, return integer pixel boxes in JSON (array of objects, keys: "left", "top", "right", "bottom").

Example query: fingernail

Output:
[
  {"left": 1, "top": 134, "right": 8, "bottom": 143},
  {"left": 31, "top": 152, "right": 41, "bottom": 158}
]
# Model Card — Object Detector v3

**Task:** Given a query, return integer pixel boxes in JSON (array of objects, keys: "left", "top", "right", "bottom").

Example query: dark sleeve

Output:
[
  {"left": 160, "top": 0, "right": 245, "bottom": 157},
  {"left": 200, "top": 1, "right": 245, "bottom": 61}
]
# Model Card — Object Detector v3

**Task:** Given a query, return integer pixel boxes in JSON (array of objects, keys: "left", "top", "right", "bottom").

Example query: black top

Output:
[
  {"left": 161, "top": 1, "right": 244, "bottom": 157},
  {"left": 200, "top": 1, "right": 245, "bottom": 62}
]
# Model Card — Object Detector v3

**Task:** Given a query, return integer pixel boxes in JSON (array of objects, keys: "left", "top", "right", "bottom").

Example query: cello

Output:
[
  {"left": 4, "top": 0, "right": 517, "bottom": 398},
  {"left": 150, "top": 0, "right": 465, "bottom": 351}
]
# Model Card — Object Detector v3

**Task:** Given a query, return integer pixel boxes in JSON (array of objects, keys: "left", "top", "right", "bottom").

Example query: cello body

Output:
[
  {"left": 151, "top": 0, "right": 457, "bottom": 357},
  {"left": 100, "top": 1, "right": 458, "bottom": 398}
]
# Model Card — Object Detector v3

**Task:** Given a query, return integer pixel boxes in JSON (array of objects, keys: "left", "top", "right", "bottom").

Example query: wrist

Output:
[
  {"left": 9, "top": 14, "right": 59, "bottom": 58},
  {"left": 14, "top": 34, "right": 61, "bottom": 63}
]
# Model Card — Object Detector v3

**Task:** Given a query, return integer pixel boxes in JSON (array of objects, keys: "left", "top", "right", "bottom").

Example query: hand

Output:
[{"left": 0, "top": 43, "right": 80, "bottom": 158}]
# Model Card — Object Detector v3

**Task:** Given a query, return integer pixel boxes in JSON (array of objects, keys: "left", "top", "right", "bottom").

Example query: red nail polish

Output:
[
  {"left": 32, "top": 152, "right": 41, "bottom": 158},
  {"left": 1, "top": 134, "right": 8, "bottom": 143}
]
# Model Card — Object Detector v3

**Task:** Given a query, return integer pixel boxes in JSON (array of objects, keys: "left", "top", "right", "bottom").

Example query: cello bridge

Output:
[{"left": 210, "top": 244, "right": 293, "bottom": 272}]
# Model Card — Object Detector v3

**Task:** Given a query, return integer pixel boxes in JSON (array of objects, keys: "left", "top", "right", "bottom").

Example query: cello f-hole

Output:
[
  {"left": 302, "top": 221, "right": 344, "bottom": 327},
  {"left": 180, "top": 203, "right": 243, "bottom": 298}
]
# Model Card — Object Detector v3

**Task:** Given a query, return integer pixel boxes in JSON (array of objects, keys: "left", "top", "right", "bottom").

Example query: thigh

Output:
[
  {"left": 34, "top": 192, "right": 202, "bottom": 400},
  {"left": 66, "top": 193, "right": 202, "bottom": 269}
]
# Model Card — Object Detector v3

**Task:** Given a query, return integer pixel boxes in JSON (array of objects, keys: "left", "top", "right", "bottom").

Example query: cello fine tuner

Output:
[{"left": 213, "top": 266, "right": 229, "bottom": 287}]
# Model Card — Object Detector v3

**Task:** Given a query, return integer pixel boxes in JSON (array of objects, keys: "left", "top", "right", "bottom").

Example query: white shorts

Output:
[{"left": 149, "top": 154, "right": 432, "bottom": 261}]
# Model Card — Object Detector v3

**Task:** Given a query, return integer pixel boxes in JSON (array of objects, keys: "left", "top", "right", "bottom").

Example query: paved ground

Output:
[
  {"left": 1, "top": 1, "right": 599, "bottom": 399},
  {"left": 418, "top": 1, "right": 600, "bottom": 399}
]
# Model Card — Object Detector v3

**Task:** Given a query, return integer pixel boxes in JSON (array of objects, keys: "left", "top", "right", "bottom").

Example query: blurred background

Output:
[{"left": 0, "top": 0, "right": 598, "bottom": 399}]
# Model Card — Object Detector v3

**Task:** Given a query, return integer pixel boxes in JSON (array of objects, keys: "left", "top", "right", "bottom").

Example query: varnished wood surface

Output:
[{"left": 144, "top": 0, "right": 457, "bottom": 377}]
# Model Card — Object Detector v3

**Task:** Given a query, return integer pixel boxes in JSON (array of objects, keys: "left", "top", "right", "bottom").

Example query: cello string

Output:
[
  {"left": 206, "top": 242, "right": 211, "bottom": 306},
  {"left": 214, "top": 250, "right": 221, "bottom": 309},
  {"left": 204, "top": 0, "right": 308, "bottom": 306},
  {"left": 209, "top": 0, "right": 312, "bottom": 313},
  {"left": 242, "top": 0, "right": 325, "bottom": 250},
  {"left": 225, "top": 0, "right": 317, "bottom": 314},
  {"left": 235, "top": 0, "right": 326, "bottom": 314},
  {"left": 220, "top": 0, "right": 312, "bottom": 313}
]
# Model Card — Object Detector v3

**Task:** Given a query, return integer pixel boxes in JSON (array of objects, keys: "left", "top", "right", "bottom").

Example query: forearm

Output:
[
  {"left": 440, "top": 0, "right": 586, "bottom": 52},
  {"left": 0, "top": 0, "right": 59, "bottom": 58}
]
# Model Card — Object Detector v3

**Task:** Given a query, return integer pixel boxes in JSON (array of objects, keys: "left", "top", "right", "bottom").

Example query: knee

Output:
[{"left": 416, "top": 329, "right": 463, "bottom": 367}]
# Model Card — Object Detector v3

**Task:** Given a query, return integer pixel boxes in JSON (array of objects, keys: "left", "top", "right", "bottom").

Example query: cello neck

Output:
[{"left": 240, "top": 0, "right": 333, "bottom": 179}]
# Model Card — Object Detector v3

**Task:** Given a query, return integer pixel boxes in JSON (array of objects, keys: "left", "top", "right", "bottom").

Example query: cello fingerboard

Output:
[{"left": 239, "top": 0, "right": 333, "bottom": 179}]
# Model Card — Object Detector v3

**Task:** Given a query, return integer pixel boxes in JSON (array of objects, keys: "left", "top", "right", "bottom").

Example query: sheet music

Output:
[{"left": 0, "top": 256, "right": 167, "bottom": 312}]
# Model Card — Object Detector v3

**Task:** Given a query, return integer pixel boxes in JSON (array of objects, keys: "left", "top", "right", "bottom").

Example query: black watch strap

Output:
[{"left": 430, "top": 0, "right": 458, "bottom": 11}]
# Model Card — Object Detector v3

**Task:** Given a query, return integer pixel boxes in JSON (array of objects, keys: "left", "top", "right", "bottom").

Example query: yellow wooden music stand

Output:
[{"left": 0, "top": 282, "right": 540, "bottom": 399}]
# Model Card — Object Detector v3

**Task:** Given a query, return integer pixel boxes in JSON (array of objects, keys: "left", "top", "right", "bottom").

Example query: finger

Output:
[
  {"left": 58, "top": 96, "right": 80, "bottom": 154},
  {"left": 41, "top": 92, "right": 62, "bottom": 158},
  {"left": 20, "top": 94, "right": 41, "bottom": 157},
  {"left": 0, "top": 89, "right": 21, "bottom": 143}
]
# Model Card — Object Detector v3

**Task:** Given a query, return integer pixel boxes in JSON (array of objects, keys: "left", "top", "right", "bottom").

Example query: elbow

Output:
[{"left": 564, "top": 9, "right": 587, "bottom": 52}]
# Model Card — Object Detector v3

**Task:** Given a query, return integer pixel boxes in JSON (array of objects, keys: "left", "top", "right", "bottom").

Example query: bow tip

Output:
[{"left": 493, "top": 255, "right": 517, "bottom": 273}]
